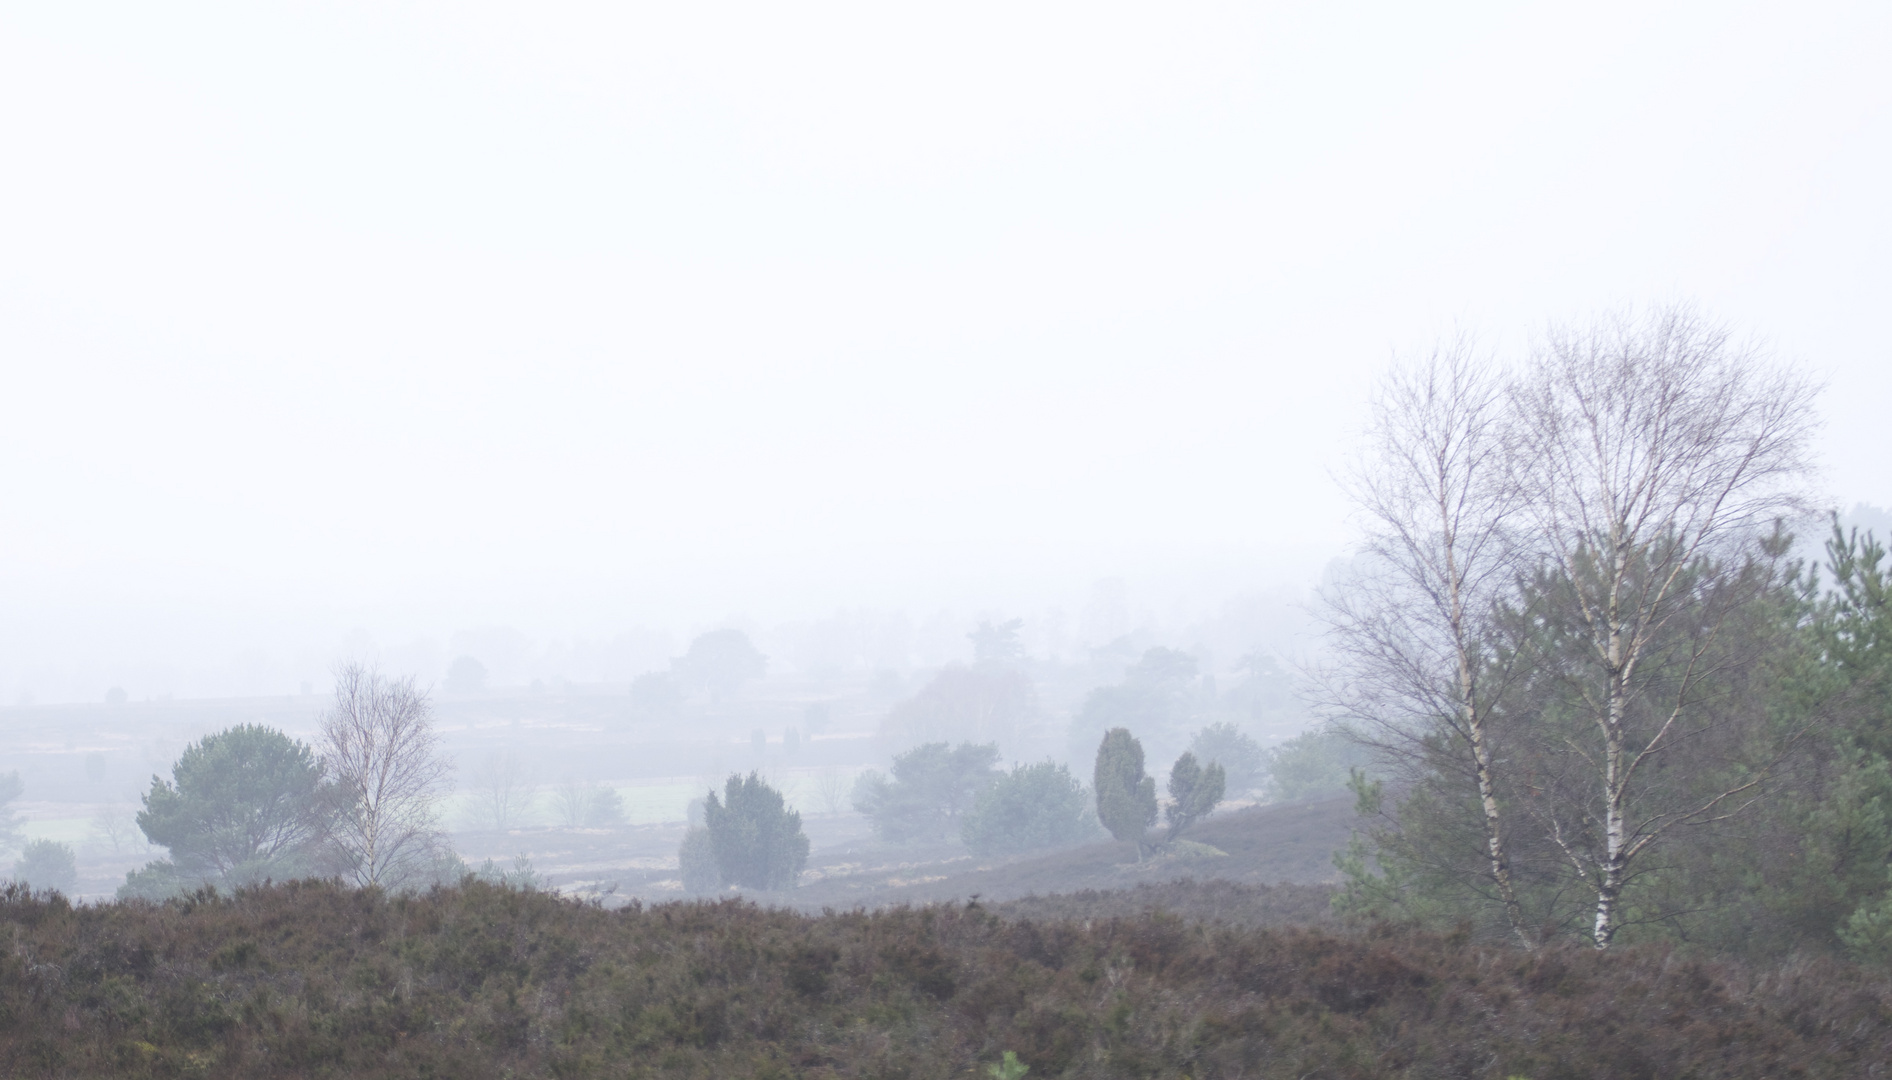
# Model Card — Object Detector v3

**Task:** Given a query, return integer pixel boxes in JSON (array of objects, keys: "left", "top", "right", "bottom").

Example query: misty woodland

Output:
[
  {"left": 12, "top": 0, "right": 1892, "bottom": 1068},
  {"left": 0, "top": 306, "right": 1888, "bottom": 1077}
]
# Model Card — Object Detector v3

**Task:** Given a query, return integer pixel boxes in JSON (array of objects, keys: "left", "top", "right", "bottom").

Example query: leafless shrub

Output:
[
  {"left": 550, "top": 777, "right": 625, "bottom": 829},
  {"left": 1319, "top": 333, "right": 1535, "bottom": 945},
  {"left": 812, "top": 767, "right": 852, "bottom": 816},
  {"left": 87, "top": 807, "right": 148, "bottom": 855},
  {"left": 468, "top": 751, "right": 539, "bottom": 833}
]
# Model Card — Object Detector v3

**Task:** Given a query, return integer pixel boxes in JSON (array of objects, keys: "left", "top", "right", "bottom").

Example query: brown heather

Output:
[{"left": 0, "top": 879, "right": 1887, "bottom": 1079}]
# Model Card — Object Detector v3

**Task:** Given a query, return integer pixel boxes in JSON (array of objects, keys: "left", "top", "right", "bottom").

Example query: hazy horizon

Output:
[{"left": 4, "top": 2, "right": 1888, "bottom": 704}]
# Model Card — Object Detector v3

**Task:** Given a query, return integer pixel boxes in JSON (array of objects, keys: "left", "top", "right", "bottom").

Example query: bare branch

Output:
[
  {"left": 1320, "top": 335, "right": 1537, "bottom": 946},
  {"left": 319, "top": 663, "right": 453, "bottom": 889},
  {"left": 1509, "top": 303, "right": 1818, "bottom": 947}
]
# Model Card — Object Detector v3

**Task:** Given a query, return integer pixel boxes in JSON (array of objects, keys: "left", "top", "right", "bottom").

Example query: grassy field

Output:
[
  {"left": 440, "top": 780, "right": 706, "bottom": 829},
  {"left": 21, "top": 815, "right": 94, "bottom": 845}
]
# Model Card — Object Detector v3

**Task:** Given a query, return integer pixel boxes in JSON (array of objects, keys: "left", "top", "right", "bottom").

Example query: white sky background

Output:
[{"left": 1, "top": 2, "right": 1889, "bottom": 701}]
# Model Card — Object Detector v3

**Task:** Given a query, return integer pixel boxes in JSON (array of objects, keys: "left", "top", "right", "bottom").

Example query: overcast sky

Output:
[{"left": 2, "top": 2, "right": 1888, "bottom": 700}]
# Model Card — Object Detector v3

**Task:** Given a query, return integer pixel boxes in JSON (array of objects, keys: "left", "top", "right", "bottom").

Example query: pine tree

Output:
[
  {"left": 703, "top": 772, "right": 810, "bottom": 890},
  {"left": 677, "top": 826, "right": 718, "bottom": 894},
  {"left": 135, "top": 724, "right": 333, "bottom": 890},
  {"left": 1093, "top": 728, "right": 1157, "bottom": 857},
  {"left": 1164, "top": 751, "right": 1225, "bottom": 842}
]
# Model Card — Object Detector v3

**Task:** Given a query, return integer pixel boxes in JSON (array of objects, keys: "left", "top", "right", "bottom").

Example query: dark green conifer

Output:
[
  {"left": 1093, "top": 728, "right": 1157, "bottom": 857},
  {"left": 1164, "top": 751, "right": 1225, "bottom": 842},
  {"left": 703, "top": 771, "right": 809, "bottom": 890}
]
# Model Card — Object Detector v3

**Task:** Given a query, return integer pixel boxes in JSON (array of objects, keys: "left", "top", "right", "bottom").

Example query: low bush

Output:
[
  {"left": 960, "top": 760, "right": 1099, "bottom": 857},
  {"left": 1264, "top": 727, "right": 1374, "bottom": 802},
  {"left": 13, "top": 839, "right": 77, "bottom": 894},
  {"left": 0, "top": 880, "right": 1886, "bottom": 1077},
  {"left": 853, "top": 742, "right": 1001, "bottom": 842}
]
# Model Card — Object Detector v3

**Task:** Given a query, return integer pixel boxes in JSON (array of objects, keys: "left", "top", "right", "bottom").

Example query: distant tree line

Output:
[
  {"left": 849, "top": 742, "right": 1100, "bottom": 856},
  {"left": 629, "top": 628, "right": 770, "bottom": 721},
  {"left": 672, "top": 715, "right": 1242, "bottom": 897}
]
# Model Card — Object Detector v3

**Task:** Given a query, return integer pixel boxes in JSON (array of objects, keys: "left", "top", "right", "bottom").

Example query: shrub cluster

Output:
[
  {"left": 852, "top": 742, "right": 1000, "bottom": 842},
  {"left": 960, "top": 760, "right": 1099, "bottom": 857},
  {"left": 0, "top": 880, "right": 1886, "bottom": 1078},
  {"left": 14, "top": 838, "right": 78, "bottom": 894}
]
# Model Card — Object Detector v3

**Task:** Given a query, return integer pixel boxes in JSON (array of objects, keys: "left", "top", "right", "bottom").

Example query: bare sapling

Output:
[{"left": 1321, "top": 336, "right": 1538, "bottom": 946}]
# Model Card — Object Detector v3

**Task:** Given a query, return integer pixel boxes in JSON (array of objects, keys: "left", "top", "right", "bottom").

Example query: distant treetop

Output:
[
  {"left": 444, "top": 655, "right": 488, "bottom": 695},
  {"left": 1126, "top": 647, "right": 1198, "bottom": 690},
  {"left": 671, "top": 629, "right": 767, "bottom": 699},
  {"left": 968, "top": 618, "right": 1025, "bottom": 665}
]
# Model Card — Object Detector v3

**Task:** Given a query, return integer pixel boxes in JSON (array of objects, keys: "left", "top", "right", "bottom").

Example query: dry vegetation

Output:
[
  {"left": 985, "top": 878, "right": 1338, "bottom": 930},
  {"left": 787, "top": 794, "right": 1355, "bottom": 910},
  {"left": 1, "top": 878, "right": 1887, "bottom": 1079}
]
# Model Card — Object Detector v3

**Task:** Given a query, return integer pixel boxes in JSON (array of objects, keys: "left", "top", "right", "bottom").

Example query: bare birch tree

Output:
[
  {"left": 1510, "top": 305, "right": 1818, "bottom": 948},
  {"left": 1322, "top": 336, "right": 1538, "bottom": 946},
  {"left": 319, "top": 664, "right": 452, "bottom": 888}
]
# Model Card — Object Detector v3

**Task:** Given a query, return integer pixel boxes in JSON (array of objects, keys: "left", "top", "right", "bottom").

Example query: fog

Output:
[{"left": 1, "top": 3, "right": 1889, "bottom": 898}]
